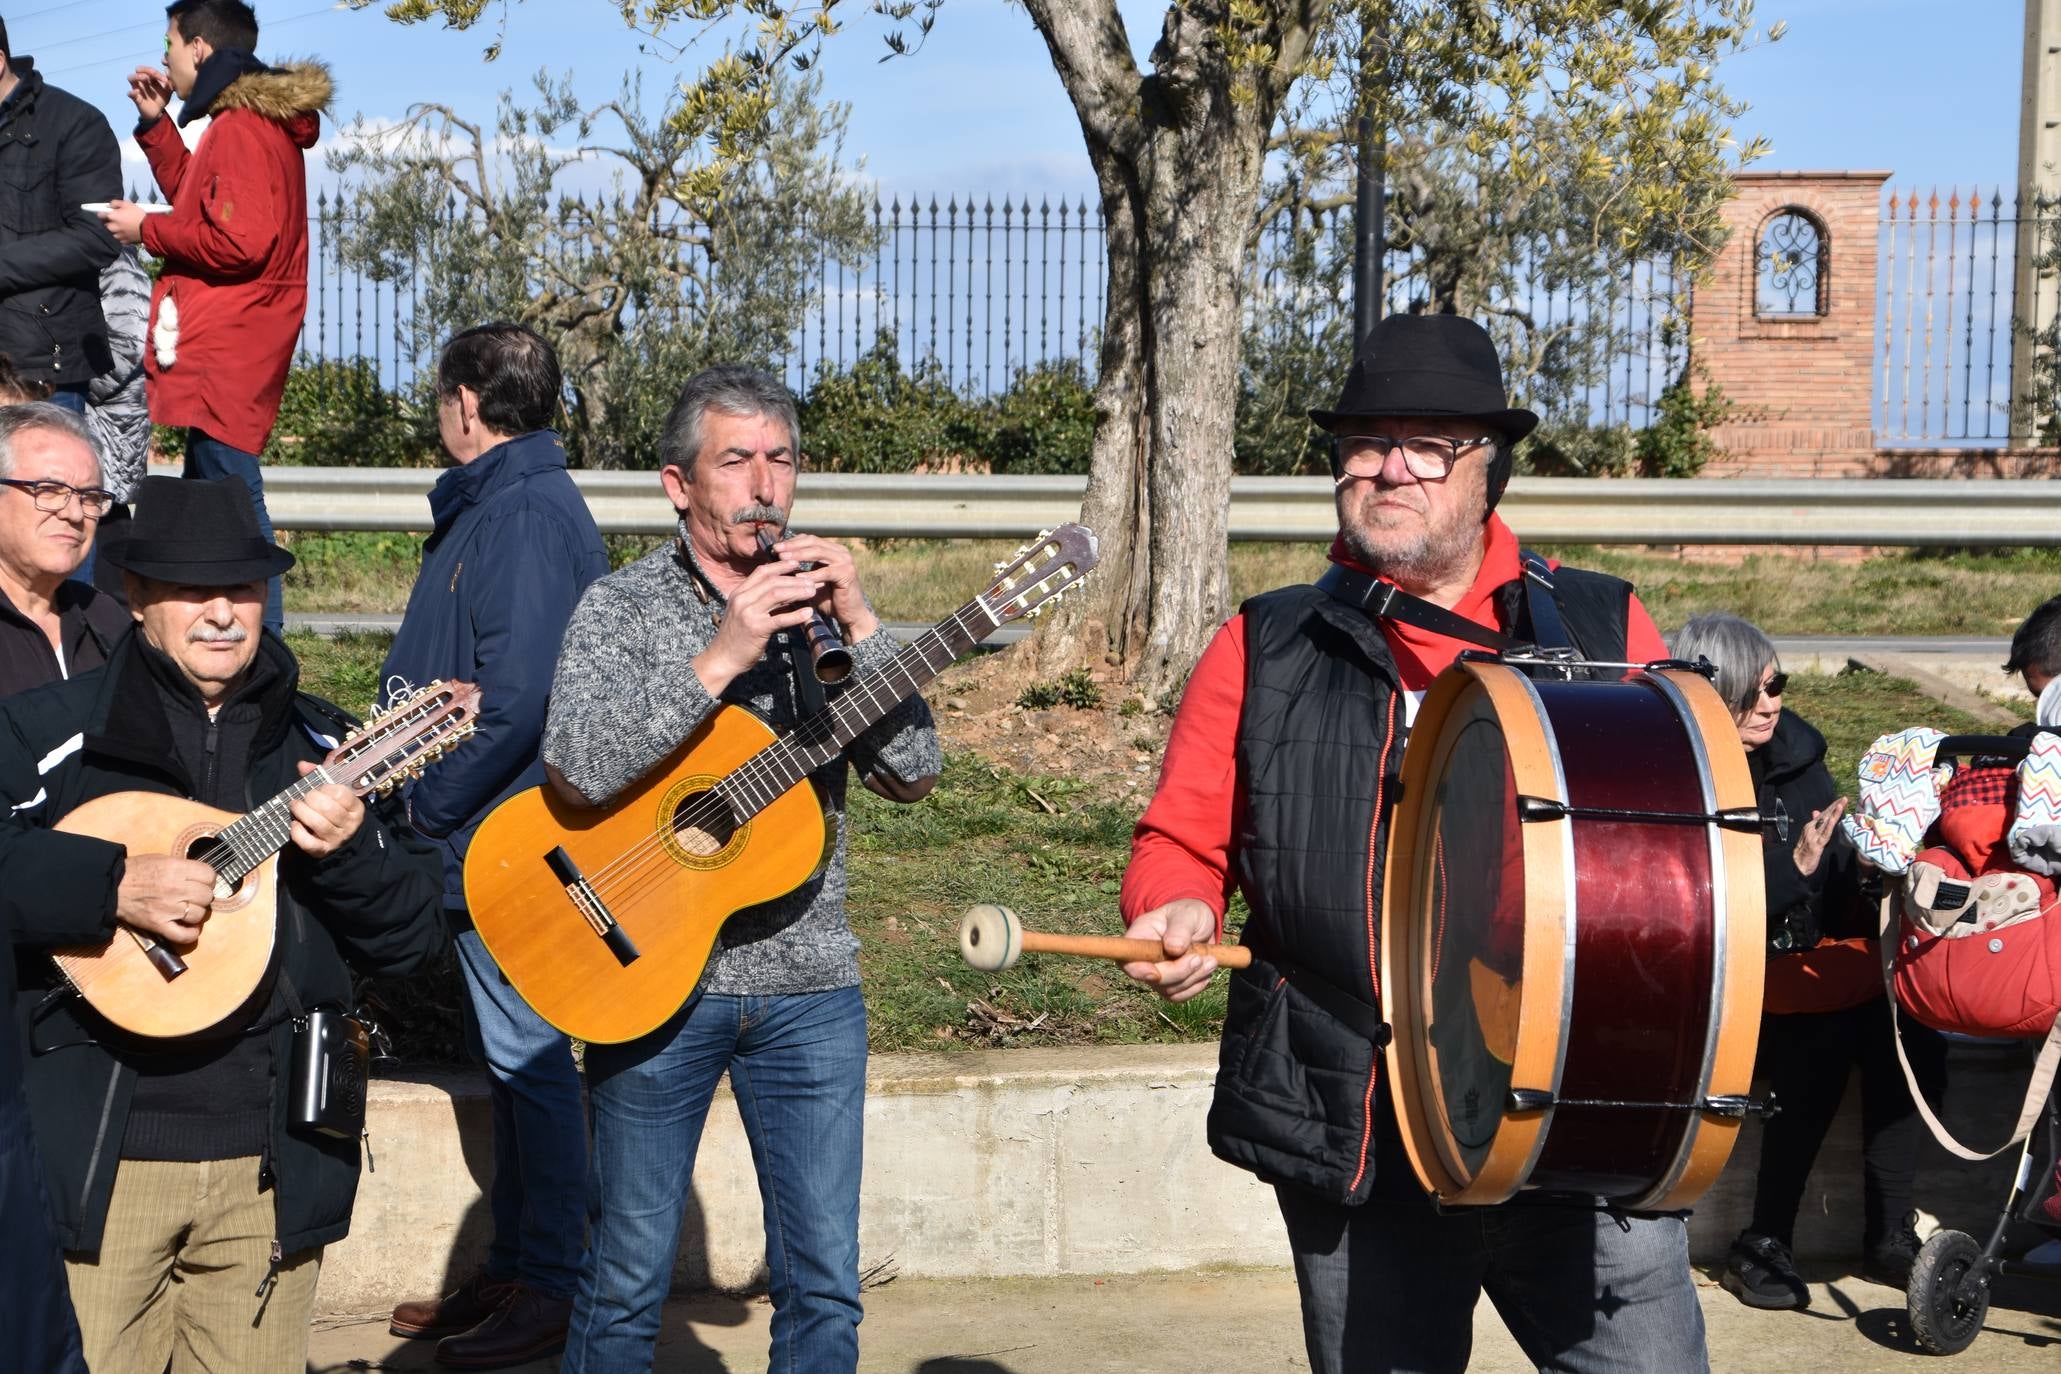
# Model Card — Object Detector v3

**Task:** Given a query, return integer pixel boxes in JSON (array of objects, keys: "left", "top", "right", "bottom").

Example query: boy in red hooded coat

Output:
[{"left": 99, "top": 0, "right": 330, "bottom": 634}]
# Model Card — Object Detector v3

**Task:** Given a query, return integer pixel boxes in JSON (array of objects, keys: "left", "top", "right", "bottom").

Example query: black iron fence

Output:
[
  {"left": 1876, "top": 186, "right": 2059, "bottom": 445},
  {"left": 122, "top": 178, "right": 2061, "bottom": 446}
]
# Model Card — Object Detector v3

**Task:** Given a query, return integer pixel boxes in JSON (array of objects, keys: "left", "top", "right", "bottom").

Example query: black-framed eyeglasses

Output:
[
  {"left": 1333, "top": 434, "right": 1497, "bottom": 481},
  {"left": 1738, "top": 670, "right": 1788, "bottom": 713},
  {"left": 0, "top": 478, "right": 115, "bottom": 519}
]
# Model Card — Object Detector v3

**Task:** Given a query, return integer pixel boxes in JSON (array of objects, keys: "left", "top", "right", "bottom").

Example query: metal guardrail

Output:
[{"left": 208, "top": 468, "right": 2061, "bottom": 545}]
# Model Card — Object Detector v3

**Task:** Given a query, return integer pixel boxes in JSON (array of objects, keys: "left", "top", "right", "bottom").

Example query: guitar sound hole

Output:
[
  {"left": 672, "top": 791, "right": 738, "bottom": 858},
  {"left": 183, "top": 835, "right": 237, "bottom": 901}
]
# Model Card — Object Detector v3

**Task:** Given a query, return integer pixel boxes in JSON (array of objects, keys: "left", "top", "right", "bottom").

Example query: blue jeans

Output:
[
  {"left": 1275, "top": 1187, "right": 1709, "bottom": 1374},
  {"left": 182, "top": 430, "right": 282, "bottom": 632},
  {"left": 44, "top": 384, "right": 88, "bottom": 414},
  {"left": 453, "top": 929, "right": 588, "bottom": 1299},
  {"left": 563, "top": 986, "right": 868, "bottom": 1374}
]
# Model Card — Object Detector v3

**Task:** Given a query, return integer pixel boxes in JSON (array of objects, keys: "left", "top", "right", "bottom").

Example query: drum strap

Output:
[
  {"left": 1313, "top": 564, "right": 1513, "bottom": 652},
  {"left": 1313, "top": 555, "right": 1585, "bottom": 657},
  {"left": 1516, "top": 552, "right": 1578, "bottom": 654}
]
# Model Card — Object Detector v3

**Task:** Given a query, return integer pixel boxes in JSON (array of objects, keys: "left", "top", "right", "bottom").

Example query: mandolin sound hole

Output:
[
  {"left": 182, "top": 833, "right": 238, "bottom": 902},
  {"left": 671, "top": 790, "right": 738, "bottom": 858}
]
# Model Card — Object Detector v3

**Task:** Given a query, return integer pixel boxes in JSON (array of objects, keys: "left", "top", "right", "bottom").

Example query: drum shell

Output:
[{"left": 1380, "top": 662, "right": 1764, "bottom": 1209}]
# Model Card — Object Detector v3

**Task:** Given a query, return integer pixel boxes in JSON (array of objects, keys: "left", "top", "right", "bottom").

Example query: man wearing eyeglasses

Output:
[
  {"left": 1118, "top": 314, "right": 1701, "bottom": 1373},
  {"left": 0, "top": 402, "right": 127, "bottom": 700}
]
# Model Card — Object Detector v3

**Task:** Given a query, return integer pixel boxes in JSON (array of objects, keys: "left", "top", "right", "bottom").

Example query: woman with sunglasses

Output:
[{"left": 1673, "top": 612, "right": 1946, "bottom": 1312}]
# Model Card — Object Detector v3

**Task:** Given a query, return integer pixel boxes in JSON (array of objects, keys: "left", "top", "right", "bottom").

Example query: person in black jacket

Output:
[
  {"left": 380, "top": 323, "right": 608, "bottom": 1369},
  {"left": 1674, "top": 612, "right": 1946, "bottom": 1310},
  {"left": 0, "top": 20, "right": 122, "bottom": 409},
  {"left": 1119, "top": 315, "right": 1705, "bottom": 1374},
  {"left": 0, "top": 400, "right": 126, "bottom": 1374},
  {"left": 2, "top": 476, "right": 445, "bottom": 1372}
]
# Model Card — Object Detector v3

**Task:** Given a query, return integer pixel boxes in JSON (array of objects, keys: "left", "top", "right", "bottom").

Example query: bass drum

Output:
[{"left": 1380, "top": 660, "right": 1765, "bottom": 1209}]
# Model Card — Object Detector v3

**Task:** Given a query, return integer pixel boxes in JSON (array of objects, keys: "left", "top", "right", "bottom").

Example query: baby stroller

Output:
[{"left": 1846, "top": 729, "right": 2061, "bottom": 1355}]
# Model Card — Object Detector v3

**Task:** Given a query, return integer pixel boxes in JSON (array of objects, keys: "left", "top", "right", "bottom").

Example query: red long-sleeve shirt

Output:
[{"left": 1119, "top": 516, "right": 1670, "bottom": 935}]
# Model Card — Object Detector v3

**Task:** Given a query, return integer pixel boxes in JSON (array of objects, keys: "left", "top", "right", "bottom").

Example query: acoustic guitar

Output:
[
  {"left": 464, "top": 524, "right": 1100, "bottom": 1043},
  {"left": 50, "top": 680, "right": 482, "bottom": 1039}
]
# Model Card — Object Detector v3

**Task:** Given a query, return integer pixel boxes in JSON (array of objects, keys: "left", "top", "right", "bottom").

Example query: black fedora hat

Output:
[
  {"left": 1309, "top": 313, "right": 1538, "bottom": 441},
  {"left": 98, "top": 476, "right": 295, "bottom": 585}
]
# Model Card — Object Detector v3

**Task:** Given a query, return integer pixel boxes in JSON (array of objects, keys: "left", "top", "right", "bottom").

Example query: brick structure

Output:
[{"left": 1691, "top": 171, "right": 1891, "bottom": 476}]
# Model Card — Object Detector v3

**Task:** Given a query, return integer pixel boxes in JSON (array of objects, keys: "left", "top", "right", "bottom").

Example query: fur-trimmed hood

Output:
[{"left": 211, "top": 60, "right": 332, "bottom": 147}]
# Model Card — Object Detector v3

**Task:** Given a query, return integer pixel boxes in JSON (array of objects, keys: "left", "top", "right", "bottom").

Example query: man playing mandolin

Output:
[
  {"left": 0, "top": 476, "right": 446, "bottom": 1373},
  {"left": 1118, "top": 314, "right": 1705, "bottom": 1373},
  {"left": 540, "top": 365, "right": 939, "bottom": 1374}
]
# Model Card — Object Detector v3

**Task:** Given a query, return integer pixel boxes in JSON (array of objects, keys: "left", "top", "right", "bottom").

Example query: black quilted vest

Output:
[{"left": 1205, "top": 558, "right": 1632, "bottom": 1203}]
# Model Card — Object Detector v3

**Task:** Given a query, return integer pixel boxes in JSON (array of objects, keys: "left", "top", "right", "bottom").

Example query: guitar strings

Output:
[
  {"left": 576, "top": 602, "right": 992, "bottom": 910},
  {"left": 177, "top": 701, "right": 463, "bottom": 884},
  {"left": 573, "top": 645, "right": 939, "bottom": 916},
  {"left": 575, "top": 597, "right": 989, "bottom": 895},
  {"left": 574, "top": 551, "right": 1073, "bottom": 912},
  {"left": 572, "top": 590, "right": 1027, "bottom": 914}
]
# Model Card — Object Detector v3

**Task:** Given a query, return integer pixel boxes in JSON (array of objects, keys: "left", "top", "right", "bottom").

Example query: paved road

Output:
[{"left": 309, "top": 1264, "right": 2061, "bottom": 1372}]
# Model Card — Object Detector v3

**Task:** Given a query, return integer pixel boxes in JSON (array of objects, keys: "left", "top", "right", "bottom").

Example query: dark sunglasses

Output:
[{"left": 1739, "top": 671, "right": 1788, "bottom": 713}]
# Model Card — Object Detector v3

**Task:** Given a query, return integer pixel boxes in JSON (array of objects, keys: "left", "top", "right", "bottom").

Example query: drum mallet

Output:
[{"left": 957, "top": 902, "right": 1253, "bottom": 973}]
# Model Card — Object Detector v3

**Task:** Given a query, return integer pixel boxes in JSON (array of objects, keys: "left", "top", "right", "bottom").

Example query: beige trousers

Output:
[{"left": 63, "top": 1155, "right": 321, "bottom": 1374}]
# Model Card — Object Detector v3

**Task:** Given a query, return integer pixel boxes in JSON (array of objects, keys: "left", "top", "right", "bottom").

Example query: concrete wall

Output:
[{"left": 316, "top": 1041, "right": 2041, "bottom": 1316}]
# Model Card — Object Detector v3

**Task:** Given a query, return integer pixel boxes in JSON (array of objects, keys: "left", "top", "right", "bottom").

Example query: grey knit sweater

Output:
[{"left": 540, "top": 539, "right": 941, "bottom": 996}]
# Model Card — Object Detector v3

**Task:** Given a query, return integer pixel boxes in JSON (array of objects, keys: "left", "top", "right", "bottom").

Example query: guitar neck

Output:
[
  {"left": 718, "top": 597, "right": 998, "bottom": 820},
  {"left": 211, "top": 769, "right": 335, "bottom": 886}
]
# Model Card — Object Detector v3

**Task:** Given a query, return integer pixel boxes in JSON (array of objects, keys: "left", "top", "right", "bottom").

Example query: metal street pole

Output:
[{"left": 2012, "top": 0, "right": 2061, "bottom": 444}]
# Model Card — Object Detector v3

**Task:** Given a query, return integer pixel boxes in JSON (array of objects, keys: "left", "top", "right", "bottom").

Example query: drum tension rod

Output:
[
  {"left": 1507, "top": 1089, "right": 1777, "bottom": 1118},
  {"left": 1516, "top": 796, "right": 1763, "bottom": 831}
]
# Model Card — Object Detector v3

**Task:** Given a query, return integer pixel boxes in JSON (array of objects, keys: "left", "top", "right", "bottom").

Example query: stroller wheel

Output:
[{"left": 1907, "top": 1230, "right": 1991, "bottom": 1356}]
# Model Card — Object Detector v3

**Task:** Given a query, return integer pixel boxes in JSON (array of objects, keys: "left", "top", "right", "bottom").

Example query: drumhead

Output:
[
  {"left": 1384, "top": 663, "right": 1571, "bottom": 1204},
  {"left": 1381, "top": 661, "right": 1763, "bottom": 1208}
]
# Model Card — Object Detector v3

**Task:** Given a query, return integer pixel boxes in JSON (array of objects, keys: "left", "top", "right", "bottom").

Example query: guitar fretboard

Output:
[
  {"left": 715, "top": 595, "right": 1000, "bottom": 821},
  {"left": 205, "top": 769, "right": 335, "bottom": 885}
]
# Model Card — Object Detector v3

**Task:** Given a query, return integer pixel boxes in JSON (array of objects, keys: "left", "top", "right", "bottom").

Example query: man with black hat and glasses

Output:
[
  {"left": 0, "top": 475, "right": 445, "bottom": 1372},
  {"left": 1117, "top": 314, "right": 1700, "bottom": 1372}
]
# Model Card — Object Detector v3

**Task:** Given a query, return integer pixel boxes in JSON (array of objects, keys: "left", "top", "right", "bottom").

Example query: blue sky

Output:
[{"left": 7, "top": 0, "right": 2023, "bottom": 207}]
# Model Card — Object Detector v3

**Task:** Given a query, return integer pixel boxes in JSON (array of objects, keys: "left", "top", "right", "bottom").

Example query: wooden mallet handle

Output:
[{"left": 958, "top": 903, "right": 1251, "bottom": 973}]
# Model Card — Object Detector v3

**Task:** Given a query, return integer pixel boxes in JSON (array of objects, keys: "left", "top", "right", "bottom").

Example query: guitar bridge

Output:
[{"left": 544, "top": 846, "right": 639, "bottom": 967}]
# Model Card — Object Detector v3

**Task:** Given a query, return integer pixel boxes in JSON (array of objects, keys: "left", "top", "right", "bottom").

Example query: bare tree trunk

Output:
[{"left": 1021, "top": 0, "right": 1328, "bottom": 703}]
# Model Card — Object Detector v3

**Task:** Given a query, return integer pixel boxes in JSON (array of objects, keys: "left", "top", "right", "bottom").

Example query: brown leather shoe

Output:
[
  {"left": 434, "top": 1284, "right": 573, "bottom": 1370},
  {"left": 389, "top": 1269, "right": 518, "bottom": 1339}
]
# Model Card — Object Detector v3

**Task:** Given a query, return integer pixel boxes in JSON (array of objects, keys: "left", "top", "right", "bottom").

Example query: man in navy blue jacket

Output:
[{"left": 379, "top": 322, "right": 608, "bottom": 1371}]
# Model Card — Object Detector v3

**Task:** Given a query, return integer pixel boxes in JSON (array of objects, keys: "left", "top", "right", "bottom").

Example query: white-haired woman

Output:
[{"left": 1673, "top": 613, "right": 1946, "bottom": 1311}]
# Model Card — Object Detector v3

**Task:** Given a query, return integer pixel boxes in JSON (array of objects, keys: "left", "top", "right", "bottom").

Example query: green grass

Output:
[
  {"left": 846, "top": 754, "right": 1228, "bottom": 1051},
  {"left": 1785, "top": 670, "right": 2007, "bottom": 801},
  {"left": 282, "top": 530, "right": 2061, "bottom": 638},
  {"left": 284, "top": 628, "right": 393, "bottom": 712}
]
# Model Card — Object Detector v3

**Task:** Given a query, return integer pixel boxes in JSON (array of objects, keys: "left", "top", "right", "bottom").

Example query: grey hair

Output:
[
  {"left": 1671, "top": 612, "right": 1778, "bottom": 714},
  {"left": 0, "top": 402, "right": 100, "bottom": 482},
  {"left": 657, "top": 366, "right": 800, "bottom": 479}
]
